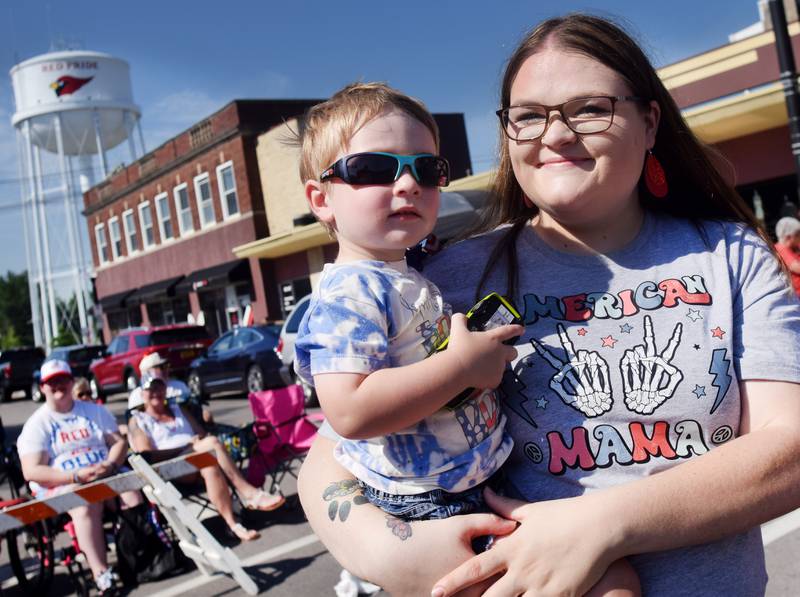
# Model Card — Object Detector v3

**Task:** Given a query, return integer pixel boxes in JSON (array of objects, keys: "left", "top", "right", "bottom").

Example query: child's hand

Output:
[{"left": 446, "top": 313, "right": 522, "bottom": 390}]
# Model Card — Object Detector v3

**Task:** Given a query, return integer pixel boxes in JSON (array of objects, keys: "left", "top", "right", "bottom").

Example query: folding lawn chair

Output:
[{"left": 246, "top": 384, "right": 324, "bottom": 496}]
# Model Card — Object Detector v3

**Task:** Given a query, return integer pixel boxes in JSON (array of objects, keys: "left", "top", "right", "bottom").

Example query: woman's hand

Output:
[{"left": 432, "top": 489, "right": 619, "bottom": 597}]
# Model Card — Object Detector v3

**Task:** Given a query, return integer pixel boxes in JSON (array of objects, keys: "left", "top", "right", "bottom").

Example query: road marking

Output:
[
  {"left": 762, "top": 507, "right": 800, "bottom": 546},
  {"left": 154, "top": 533, "right": 321, "bottom": 596}
]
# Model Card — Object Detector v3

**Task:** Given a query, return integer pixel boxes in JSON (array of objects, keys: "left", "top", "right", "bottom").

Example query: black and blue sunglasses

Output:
[{"left": 320, "top": 152, "right": 450, "bottom": 188}]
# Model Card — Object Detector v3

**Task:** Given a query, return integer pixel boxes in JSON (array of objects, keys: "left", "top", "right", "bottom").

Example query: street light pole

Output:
[{"left": 769, "top": 0, "right": 800, "bottom": 205}]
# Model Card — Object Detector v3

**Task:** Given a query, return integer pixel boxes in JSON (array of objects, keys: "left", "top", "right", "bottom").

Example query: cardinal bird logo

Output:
[{"left": 49, "top": 76, "right": 93, "bottom": 97}]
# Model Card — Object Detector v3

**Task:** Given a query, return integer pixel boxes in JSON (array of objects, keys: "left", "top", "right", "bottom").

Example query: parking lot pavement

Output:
[{"left": 1, "top": 390, "right": 800, "bottom": 595}]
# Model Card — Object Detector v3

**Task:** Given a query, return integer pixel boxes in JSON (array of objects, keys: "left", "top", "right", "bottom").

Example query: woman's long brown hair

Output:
[{"left": 469, "top": 14, "right": 769, "bottom": 302}]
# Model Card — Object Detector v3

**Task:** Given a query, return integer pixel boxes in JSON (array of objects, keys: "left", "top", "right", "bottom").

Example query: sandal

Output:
[
  {"left": 243, "top": 489, "right": 285, "bottom": 512},
  {"left": 229, "top": 522, "right": 260, "bottom": 542}
]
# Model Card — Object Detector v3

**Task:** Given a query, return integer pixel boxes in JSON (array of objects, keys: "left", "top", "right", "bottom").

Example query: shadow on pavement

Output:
[{"left": 247, "top": 550, "right": 329, "bottom": 593}]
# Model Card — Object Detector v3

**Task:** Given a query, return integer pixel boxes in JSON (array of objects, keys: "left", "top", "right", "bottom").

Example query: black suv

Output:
[{"left": 0, "top": 347, "right": 45, "bottom": 402}]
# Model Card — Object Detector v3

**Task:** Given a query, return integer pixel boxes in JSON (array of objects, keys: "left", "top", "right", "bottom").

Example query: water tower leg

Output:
[
  {"left": 136, "top": 114, "right": 146, "bottom": 157},
  {"left": 16, "top": 129, "right": 43, "bottom": 348},
  {"left": 55, "top": 114, "right": 89, "bottom": 343},
  {"left": 23, "top": 121, "right": 52, "bottom": 348},
  {"left": 124, "top": 111, "right": 138, "bottom": 162},
  {"left": 33, "top": 144, "right": 59, "bottom": 348},
  {"left": 92, "top": 110, "right": 108, "bottom": 179}
]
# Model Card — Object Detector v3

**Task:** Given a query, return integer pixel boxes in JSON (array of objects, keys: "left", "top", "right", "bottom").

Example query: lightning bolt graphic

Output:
[
  {"left": 500, "top": 370, "right": 538, "bottom": 428},
  {"left": 708, "top": 348, "right": 732, "bottom": 414}
]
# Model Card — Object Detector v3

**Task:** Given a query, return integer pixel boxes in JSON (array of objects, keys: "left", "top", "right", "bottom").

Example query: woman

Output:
[
  {"left": 127, "top": 373, "right": 284, "bottom": 541},
  {"left": 17, "top": 360, "right": 142, "bottom": 595},
  {"left": 297, "top": 14, "right": 800, "bottom": 596},
  {"left": 73, "top": 376, "right": 93, "bottom": 401},
  {"left": 774, "top": 216, "right": 800, "bottom": 298}
]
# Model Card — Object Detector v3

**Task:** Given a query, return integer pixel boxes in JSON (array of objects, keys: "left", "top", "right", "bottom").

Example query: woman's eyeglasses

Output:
[
  {"left": 320, "top": 152, "right": 450, "bottom": 188},
  {"left": 496, "top": 95, "right": 645, "bottom": 142},
  {"left": 76, "top": 391, "right": 92, "bottom": 398}
]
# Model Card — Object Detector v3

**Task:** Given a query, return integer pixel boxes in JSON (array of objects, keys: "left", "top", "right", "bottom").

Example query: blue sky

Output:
[{"left": 0, "top": 0, "right": 764, "bottom": 275}]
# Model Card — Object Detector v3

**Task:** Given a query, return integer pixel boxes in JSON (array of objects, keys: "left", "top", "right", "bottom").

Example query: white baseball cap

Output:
[
  {"left": 139, "top": 352, "right": 169, "bottom": 372},
  {"left": 40, "top": 359, "right": 72, "bottom": 384}
]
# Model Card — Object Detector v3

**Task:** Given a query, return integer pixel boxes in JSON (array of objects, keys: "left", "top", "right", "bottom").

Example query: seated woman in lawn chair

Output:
[{"left": 127, "top": 373, "right": 284, "bottom": 542}]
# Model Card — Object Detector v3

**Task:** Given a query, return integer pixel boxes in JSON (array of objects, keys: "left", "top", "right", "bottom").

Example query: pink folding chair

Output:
[{"left": 246, "top": 385, "right": 324, "bottom": 495}]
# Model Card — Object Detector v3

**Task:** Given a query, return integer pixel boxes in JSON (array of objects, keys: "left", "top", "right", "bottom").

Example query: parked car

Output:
[
  {"left": 89, "top": 325, "right": 213, "bottom": 401},
  {"left": 0, "top": 347, "right": 45, "bottom": 402},
  {"left": 275, "top": 295, "right": 317, "bottom": 406},
  {"left": 187, "top": 324, "right": 283, "bottom": 400},
  {"left": 31, "top": 343, "right": 107, "bottom": 402}
]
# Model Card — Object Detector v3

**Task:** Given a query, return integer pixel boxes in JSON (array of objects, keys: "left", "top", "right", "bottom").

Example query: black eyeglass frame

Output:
[{"left": 496, "top": 95, "right": 647, "bottom": 142}]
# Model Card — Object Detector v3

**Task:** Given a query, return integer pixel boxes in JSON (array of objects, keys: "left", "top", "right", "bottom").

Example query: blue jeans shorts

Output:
[{"left": 358, "top": 471, "right": 504, "bottom": 521}]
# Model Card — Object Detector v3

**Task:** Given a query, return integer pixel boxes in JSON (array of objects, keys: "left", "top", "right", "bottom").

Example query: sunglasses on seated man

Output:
[{"left": 320, "top": 152, "right": 450, "bottom": 188}]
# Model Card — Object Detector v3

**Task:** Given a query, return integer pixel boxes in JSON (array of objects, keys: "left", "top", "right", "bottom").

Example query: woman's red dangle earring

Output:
[{"left": 645, "top": 149, "right": 668, "bottom": 198}]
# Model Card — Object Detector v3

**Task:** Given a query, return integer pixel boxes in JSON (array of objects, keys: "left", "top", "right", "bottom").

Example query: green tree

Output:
[
  {"left": 52, "top": 324, "right": 79, "bottom": 347},
  {"left": 0, "top": 325, "right": 21, "bottom": 350},
  {"left": 0, "top": 271, "right": 33, "bottom": 347}
]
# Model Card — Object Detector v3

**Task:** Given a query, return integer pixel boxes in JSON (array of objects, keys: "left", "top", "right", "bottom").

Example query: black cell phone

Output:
[
  {"left": 438, "top": 293, "right": 523, "bottom": 409},
  {"left": 436, "top": 293, "right": 523, "bottom": 352}
]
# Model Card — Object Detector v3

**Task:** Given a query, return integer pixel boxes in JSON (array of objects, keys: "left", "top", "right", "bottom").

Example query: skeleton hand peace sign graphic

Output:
[
  {"left": 620, "top": 315, "right": 683, "bottom": 414},
  {"left": 530, "top": 324, "right": 613, "bottom": 417}
]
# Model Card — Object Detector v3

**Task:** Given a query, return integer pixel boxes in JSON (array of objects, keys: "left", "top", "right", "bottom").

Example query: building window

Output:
[
  {"left": 94, "top": 223, "right": 109, "bottom": 265},
  {"left": 108, "top": 216, "right": 122, "bottom": 260},
  {"left": 194, "top": 173, "right": 215, "bottom": 228},
  {"left": 154, "top": 192, "right": 173, "bottom": 242},
  {"left": 122, "top": 209, "right": 139, "bottom": 254},
  {"left": 138, "top": 202, "right": 155, "bottom": 249},
  {"left": 216, "top": 161, "right": 239, "bottom": 218},
  {"left": 173, "top": 183, "right": 193, "bottom": 236}
]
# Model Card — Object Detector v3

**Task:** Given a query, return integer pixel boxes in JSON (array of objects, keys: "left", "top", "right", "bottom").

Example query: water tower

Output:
[{"left": 11, "top": 50, "right": 145, "bottom": 348}]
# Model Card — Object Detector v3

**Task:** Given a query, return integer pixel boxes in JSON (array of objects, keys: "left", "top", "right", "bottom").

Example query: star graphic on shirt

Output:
[
  {"left": 711, "top": 326, "right": 726, "bottom": 339},
  {"left": 601, "top": 335, "right": 618, "bottom": 348},
  {"left": 686, "top": 308, "right": 703, "bottom": 322},
  {"left": 576, "top": 328, "right": 588, "bottom": 336},
  {"left": 536, "top": 396, "right": 548, "bottom": 409},
  {"left": 692, "top": 384, "right": 707, "bottom": 399},
  {"left": 693, "top": 344, "right": 701, "bottom": 350},
  {"left": 619, "top": 323, "right": 633, "bottom": 334}
]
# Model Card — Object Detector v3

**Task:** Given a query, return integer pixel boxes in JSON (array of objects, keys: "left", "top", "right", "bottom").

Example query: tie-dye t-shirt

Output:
[{"left": 295, "top": 259, "right": 513, "bottom": 495}]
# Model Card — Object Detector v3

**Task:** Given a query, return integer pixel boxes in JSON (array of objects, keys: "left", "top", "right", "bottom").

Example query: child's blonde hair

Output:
[{"left": 300, "top": 82, "right": 440, "bottom": 187}]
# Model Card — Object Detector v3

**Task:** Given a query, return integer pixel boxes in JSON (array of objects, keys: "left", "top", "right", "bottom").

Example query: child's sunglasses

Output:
[{"left": 320, "top": 152, "right": 450, "bottom": 188}]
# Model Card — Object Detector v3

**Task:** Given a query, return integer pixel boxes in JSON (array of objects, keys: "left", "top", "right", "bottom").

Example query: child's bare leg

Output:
[{"left": 585, "top": 558, "right": 641, "bottom": 597}]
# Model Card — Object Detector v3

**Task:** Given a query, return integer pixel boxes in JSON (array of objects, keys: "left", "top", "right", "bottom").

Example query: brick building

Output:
[
  {"left": 85, "top": 100, "right": 473, "bottom": 341},
  {"left": 658, "top": 0, "right": 800, "bottom": 227},
  {"left": 85, "top": 99, "right": 322, "bottom": 340}
]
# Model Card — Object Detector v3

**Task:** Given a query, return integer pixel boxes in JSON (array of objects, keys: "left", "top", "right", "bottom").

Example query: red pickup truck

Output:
[{"left": 89, "top": 325, "right": 213, "bottom": 400}]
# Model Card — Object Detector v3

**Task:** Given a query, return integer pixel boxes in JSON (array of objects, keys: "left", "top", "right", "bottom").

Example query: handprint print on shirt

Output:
[
  {"left": 620, "top": 315, "right": 683, "bottom": 414},
  {"left": 530, "top": 324, "right": 613, "bottom": 417}
]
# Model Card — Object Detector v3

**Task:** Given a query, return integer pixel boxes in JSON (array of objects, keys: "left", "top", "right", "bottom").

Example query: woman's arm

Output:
[
  {"left": 181, "top": 406, "right": 207, "bottom": 439},
  {"left": 297, "top": 435, "right": 516, "bottom": 596},
  {"left": 432, "top": 379, "right": 800, "bottom": 596},
  {"left": 127, "top": 416, "right": 157, "bottom": 452}
]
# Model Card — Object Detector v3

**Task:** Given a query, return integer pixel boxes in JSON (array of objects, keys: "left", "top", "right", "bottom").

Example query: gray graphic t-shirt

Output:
[{"left": 424, "top": 212, "right": 800, "bottom": 596}]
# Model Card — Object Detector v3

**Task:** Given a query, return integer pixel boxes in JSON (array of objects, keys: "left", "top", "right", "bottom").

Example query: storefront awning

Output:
[
  {"left": 126, "top": 276, "right": 184, "bottom": 303},
  {"left": 175, "top": 260, "right": 250, "bottom": 294},
  {"left": 98, "top": 289, "right": 136, "bottom": 310}
]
